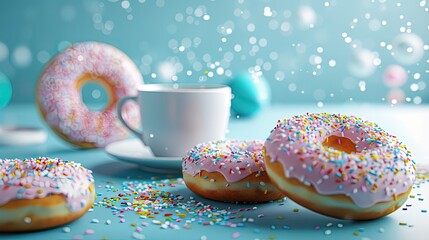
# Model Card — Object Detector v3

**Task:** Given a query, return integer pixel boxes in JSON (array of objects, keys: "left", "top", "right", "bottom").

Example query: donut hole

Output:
[
  {"left": 81, "top": 81, "right": 110, "bottom": 111},
  {"left": 322, "top": 135, "right": 358, "bottom": 154}
]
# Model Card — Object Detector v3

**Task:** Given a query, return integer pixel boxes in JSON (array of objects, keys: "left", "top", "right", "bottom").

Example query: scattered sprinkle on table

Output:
[
  {"left": 132, "top": 232, "right": 145, "bottom": 240},
  {"left": 84, "top": 229, "right": 95, "bottom": 235},
  {"left": 80, "top": 166, "right": 428, "bottom": 239}
]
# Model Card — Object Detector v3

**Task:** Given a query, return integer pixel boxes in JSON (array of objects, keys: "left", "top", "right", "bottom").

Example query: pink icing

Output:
[
  {"left": 37, "top": 42, "right": 143, "bottom": 147},
  {"left": 182, "top": 140, "right": 266, "bottom": 183},
  {"left": 264, "top": 113, "right": 416, "bottom": 208},
  {"left": 0, "top": 157, "right": 94, "bottom": 212}
]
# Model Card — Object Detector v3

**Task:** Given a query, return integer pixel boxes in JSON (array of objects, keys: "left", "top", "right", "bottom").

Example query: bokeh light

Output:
[
  {"left": 81, "top": 81, "right": 109, "bottom": 111},
  {"left": 297, "top": 5, "right": 316, "bottom": 29},
  {"left": 12, "top": 46, "right": 32, "bottom": 68},
  {"left": 387, "top": 88, "right": 405, "bottom": 105},
  {"left": 392, "top": 33, "right": 424, "bottom": 65},
  {"left": 383, "top": 65, "right": 408, "bottom": 88},
  {"left": 0, "top": 1, "right": 427, "bottom": 106},
  {"left": 348, "top": 49, "right": 377, "bottom": 78}
]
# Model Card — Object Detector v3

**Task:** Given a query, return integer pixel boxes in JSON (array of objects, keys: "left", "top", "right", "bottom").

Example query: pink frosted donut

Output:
[
  {"left": 183, "top": 140, "right": 284, "bottom": 202},
  {"left": 264, "top": 113, "right": 416, "bottom": 220},
  {"left": 37, "top": 42, "right": 143, "bottom": 148},
  {"left": 0, "top": 157, "right": 95, "bottom": 232}
]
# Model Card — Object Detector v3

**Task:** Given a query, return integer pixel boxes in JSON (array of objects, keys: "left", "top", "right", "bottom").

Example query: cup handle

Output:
[{"left": 117, "top": 96, "right": 145, "bottom": 144}]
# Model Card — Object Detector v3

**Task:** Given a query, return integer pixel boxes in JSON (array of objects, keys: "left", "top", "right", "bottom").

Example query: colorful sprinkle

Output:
[
  {"left": 132, "top": 232, "right": 146, "bottom": 240},
  {"left": 23, "top": 217, "right": 32, "bottom": 224},
  {"left": 84, "top": 229, "right": 95, "bottom": 235}
]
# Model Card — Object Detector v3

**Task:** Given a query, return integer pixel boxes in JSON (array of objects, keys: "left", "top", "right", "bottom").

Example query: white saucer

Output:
[
  {"left": 0, "top": 125, "right": 48, "bottom": 146},
  {"left": 104, "top": 139, "right": 182, "bottom": 173}
]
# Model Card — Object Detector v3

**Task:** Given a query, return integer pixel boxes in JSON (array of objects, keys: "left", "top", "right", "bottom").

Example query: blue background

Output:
[
  {"left": 0, "top": 0, "right": 428, "bottom": 107},
  {"left": 1, "top": 2, "right": 429, "bottom": 239}
]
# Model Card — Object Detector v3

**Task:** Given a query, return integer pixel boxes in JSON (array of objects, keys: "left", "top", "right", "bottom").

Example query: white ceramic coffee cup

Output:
[{"left": 117, "top": 84, "right": 231, "bottom": 157}]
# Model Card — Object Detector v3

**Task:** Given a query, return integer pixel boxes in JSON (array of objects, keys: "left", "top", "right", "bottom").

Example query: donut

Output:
[
  {"left": 264, "top": 113, "right": 416, "bottom": 220},
  {"left": 37, "top": 42, "right": 143, "bottom": 148},
  {"left": 182, "top": 140, "right": 284, "bottom": 202},
  {"left": 0, "top": 157, "right": 95, "bottom": 232}
]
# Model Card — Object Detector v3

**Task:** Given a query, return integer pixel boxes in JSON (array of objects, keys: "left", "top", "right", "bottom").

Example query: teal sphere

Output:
[
  {"left": 0, "top": 72, "right": 12, "bottom": 109},
  {"left": 227, "top": 72, "right": 271, "bottom": 117}
]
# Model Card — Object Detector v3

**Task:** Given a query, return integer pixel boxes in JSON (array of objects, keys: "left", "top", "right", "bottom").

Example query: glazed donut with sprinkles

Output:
[
  {"left": 37, "top": 41, "right": 143, "bottom": 148},
  {"left": 0, "top": 157, "right": 95, "bottom": 232},
  {"left": 183, "top": 140, "right": 284, "bottom": 202},
  {"left": 264, "top": 113, "right": 416, "bottom": 220}
]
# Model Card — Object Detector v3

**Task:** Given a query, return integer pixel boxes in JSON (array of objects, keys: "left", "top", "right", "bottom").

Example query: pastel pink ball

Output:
[{"left": 383, "top": 65, "right": 408, "bottom": 88}]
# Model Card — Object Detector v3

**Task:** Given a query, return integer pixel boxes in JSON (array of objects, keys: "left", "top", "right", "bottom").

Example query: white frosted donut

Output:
[
  {"left": 183, "top": 140, "right": 284, "bottom": 202},
  {"left": 264, "top": 113, "right": 416, "bottom": 220},
  {"left": 0, "top": 157, "right": 95, "bottom": 232},
  {"left": 37, "top": 42, "right": 143, "bottom": 148}
]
